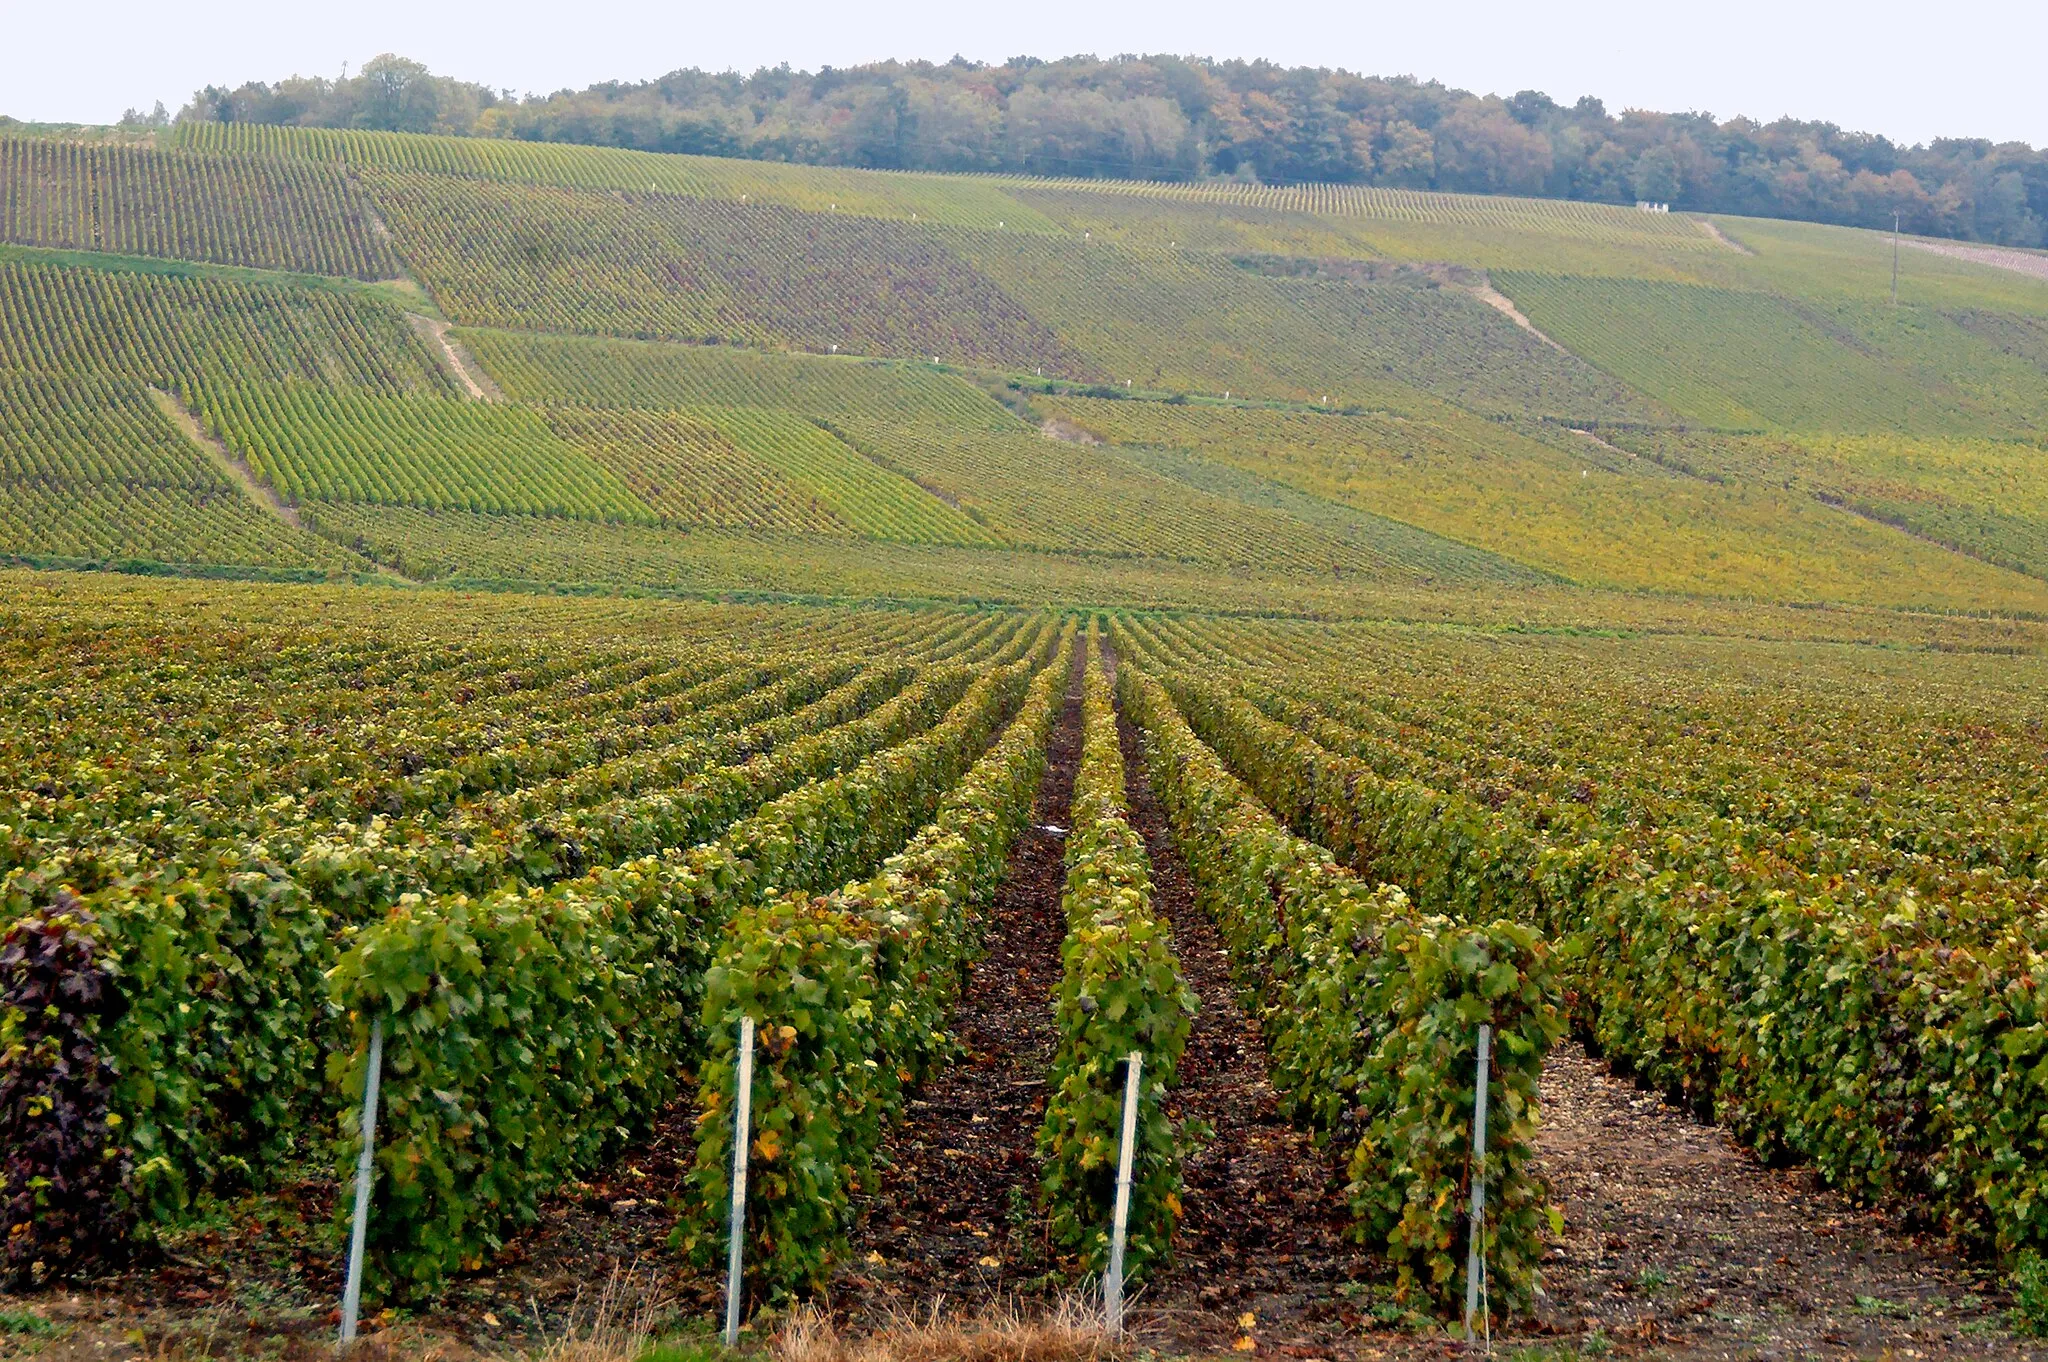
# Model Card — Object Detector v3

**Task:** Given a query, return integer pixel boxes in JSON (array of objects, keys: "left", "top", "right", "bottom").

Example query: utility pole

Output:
[{"left": 1892, "top": 211, "right": 1901, "bottom": 306}]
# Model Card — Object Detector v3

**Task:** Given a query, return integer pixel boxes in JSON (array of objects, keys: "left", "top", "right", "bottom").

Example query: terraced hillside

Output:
[{"left": 0, "top": 124, "right": 2045, "bottom": 612}]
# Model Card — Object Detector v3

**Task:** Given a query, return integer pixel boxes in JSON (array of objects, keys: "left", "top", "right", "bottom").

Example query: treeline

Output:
[{"left": 176, "top": 53, "right": 2048, "bottom": 246}]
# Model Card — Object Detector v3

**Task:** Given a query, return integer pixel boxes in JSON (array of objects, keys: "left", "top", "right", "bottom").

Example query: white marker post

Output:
[
  {"left": 723, "top": 1016, "right": 757, "bottom": 1348},
  {"left": 339, "top": 1015, "right": 384, "bottom": 1346},
  {"left": 1104, "top": 1049, "right": 1144, "bottom": 1335},
  {"left": 1463, "top": 1023, "right": 1493, "bottom": 1345}
]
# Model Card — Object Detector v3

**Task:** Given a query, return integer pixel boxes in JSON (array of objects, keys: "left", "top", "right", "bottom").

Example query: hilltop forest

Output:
[{"left": 146, "top": 52, "right": 2048, "bottom": 245}]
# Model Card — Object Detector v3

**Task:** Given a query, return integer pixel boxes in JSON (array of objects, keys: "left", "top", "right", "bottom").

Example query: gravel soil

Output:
[{"left": 1517, "top": 1041, "right": 2035, "bottom": 1360}]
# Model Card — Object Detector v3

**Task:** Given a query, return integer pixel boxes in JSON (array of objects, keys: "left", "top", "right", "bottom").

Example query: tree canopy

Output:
[{"left": 177, "top": 53, "right": 2048, "bottom": 246}]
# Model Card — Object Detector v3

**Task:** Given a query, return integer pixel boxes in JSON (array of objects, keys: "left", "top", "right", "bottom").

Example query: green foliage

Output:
[
  {"left": 1561, "top": 835, "right": 2048, "bottom": 1253},
  {"left": 1497, "top": 273, "right": 2048, "bottom": 435},
  {"left": 1348, "top": 917, "right": 1557, "bottom": 1310},
  {"left": 0, "top": 1307, "right": 58, "bottom": 1336},
  {"left": 461, "top": 328, "right": 1014, "bottom": 425},
  {"left": 290, "top": 503, "right": 1507, "bottom": 614},
  {"left": 1604, "top": 426, "right": 2048, "bottom": 581},
  {"left": 1095, "top": 432, "right": 1554, "bottom": 587},
  {"left": 0, "top": 135, "right": 398, "bottom": 279},
  {"left": 180, "top": 122, "right": 1053, "bottom": 231},
  {"left": 0, "top": 482, "right": 359, "bottom": 574},
  {"left": 695, "top": 407, "right": 996, "bottom": 545},
  {"left": 173, "top": 70, "right": 2048, "bottom": 260},
  {"left": 638, "top": 1335, "right": 733, "bottom": 1362},
  {"left": 2011, "top": 1250, "right": 2048, "bottom": 1336},
  {"left": 191, "top": 382, "right": 651, "bottom": 521},
  {"left": 0, "top": 371, "right": 220, "bottom": 489},
  {"left": 328, "top": 857, "right": 708, "bottom": 1294},
  {"left": 0, "top": 259, "right": 449, "bottom": 393},
  {"left": 0, "top": 599, "right": 1047, "bottom": 1266},
  {"left": 1116, "top": 660, "right": 1560, "bottom": 1314},
  {"left": 335, "top": 657, "right": 1032, "bottom": 1296},
  {"left": 1044, "top": 394, "right": 2048, "bottom": 611},
  {"left": 1115, "top": 611, "right": 2048, "bottom": 1263},
  {"left": 282, "top": 662, "right": 976, "bottom": 904},
  {"left": 542, "top": 404, "right": 994, "bottom": 544},
  {"left": 947, "top": 227, "right": 1663, "bottom": 415},
  {"left": 1161, "top": 672, "right": 1543, "bottom": 923},
  {"left": 830, "top": 415, "right": 1396, "bottom": 573},
  {"left": 538, "top": 406, "right": 847, "bottom": 534},
  {"left": 683, "top": 631, "right": 1070, "bottom": 1296},
  {"left": 1037, "top": 648, "right": 1193, "bottom": 1279},
  {"left": 7, "top": 119, "right": 2048, "bottom": 620},
  {"left": 1005, "top": 182, "right": 1718, "bottom": 276},
  {"left": 1701, "top": 215, "right": 2048, "bottom": 317},
  {"left": 1, "top": 849, "right": 335, "bottom": 1221}
]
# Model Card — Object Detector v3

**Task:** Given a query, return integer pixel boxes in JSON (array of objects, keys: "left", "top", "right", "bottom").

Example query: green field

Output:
[
  {"left": 190, "top": 382, "right": 653, "bottom": 520},
  {"left": 0, "top": 255, "right": 449, "bottom": 391},
  {"left": 1035, "top": 393, "right": 2048, "bottom": 609},
  {"left": 1498, "top": 272, "right": 2048, "bottom": 434},
  {"left": 1, "top": 134, "right": 399, "bottom": 279},
  {"left": 7, "top": 565, "right": 2048, "bottom": 1334},
  {"left": 2, "top": 126, "right": 2045, "bottom": 612}
]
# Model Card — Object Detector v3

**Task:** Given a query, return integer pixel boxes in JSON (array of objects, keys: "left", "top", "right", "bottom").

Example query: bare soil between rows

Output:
[
  {"left": 823, "top": 639, "right": 1087, "bottom": 1316},
  {"left": 1110, "top": 682, "right": 1377, "bottom": 1358},
  {"left": 8, "top": 1006, "right": 2037, "bottom": 1362}
]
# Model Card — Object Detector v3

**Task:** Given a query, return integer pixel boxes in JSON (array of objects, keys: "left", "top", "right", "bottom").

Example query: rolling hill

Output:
[{"left": 4, "top": 122, "right": 2048, "bottom": 614}]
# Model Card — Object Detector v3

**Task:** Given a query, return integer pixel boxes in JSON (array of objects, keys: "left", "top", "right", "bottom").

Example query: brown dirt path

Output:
[
  {"left": 408, "top": 314, "right": 502, "bottom": 401},
  {"left": 1110, "top": 668, "right": 1374, "bottom": 1358},
  {"left": 1524, "top": 1041, "right": 2035, "bottom": 1360},
  {"left": 149, "top": 387, "right": 305, "bottom": 529},
  {"left": 829, "top": 643, "right": 1088, "bottom": 1317},
  {"left": 1905, "top": 237, "right": 2048, "bottom": 283},
  {"left": 1458, "top": 277, "right": 1570, "bottom": 351},
  {"left": 1697, "top": 219, "right": 1755, "bottom": 254}
]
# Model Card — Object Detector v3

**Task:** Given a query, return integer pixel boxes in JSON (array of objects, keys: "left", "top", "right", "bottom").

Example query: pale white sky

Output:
[{"left": 5, "top": 0, "right": 2044, "bottom": 148}]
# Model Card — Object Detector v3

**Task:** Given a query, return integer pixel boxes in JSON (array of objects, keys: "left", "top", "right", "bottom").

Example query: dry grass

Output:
[
  {"left": 325, "top": 1268, "right": 674, "bottom": 1362},
  {"left": 523, "top": 1270, "right": 672, "bottom": 1362},
  {"left": 770, "top": 1297, "right": 1113, "bottom": 1362},
  {"left": 0, "top": 1274, "right": 1123, "bottom": 1362}
]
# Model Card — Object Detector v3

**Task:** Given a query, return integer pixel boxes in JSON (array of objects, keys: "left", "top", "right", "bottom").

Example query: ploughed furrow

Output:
[
  {"left": 835, "top": 638, "right": 1087, "bottom": 1311},
  {"left": 1110, "top": 657, "right": 1372, "bottom": 1356}
]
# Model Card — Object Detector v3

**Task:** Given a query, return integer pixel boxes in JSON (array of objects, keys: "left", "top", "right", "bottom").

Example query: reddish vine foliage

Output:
[{"left": 0, "top": 894, "right": 132, "bottom": 1286}]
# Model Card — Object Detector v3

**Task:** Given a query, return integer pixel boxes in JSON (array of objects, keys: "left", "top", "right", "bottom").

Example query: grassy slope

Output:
[
  {"left": 7, "top": 126, "right": 2048, "bottom": 615},
  {"left": 1701, "top": 215, "right": 2048, "bottom": 317},
  {"left": 1603, "top": 427, "right": 2048, "bottom": 581},
  {"left": 459, "top": 329, "right": 1538, "bottom": 581},
  {"left": 1497, "top": 272, "right": 2048, "bottom": 436},
  {"left": 1038, "top": 394, "right": 2048, "bottom": 612}
]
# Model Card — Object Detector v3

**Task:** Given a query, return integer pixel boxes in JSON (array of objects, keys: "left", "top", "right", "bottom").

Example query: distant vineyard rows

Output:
[{"left": 0, "top": 135, "right": 398, "bottom": 279}]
